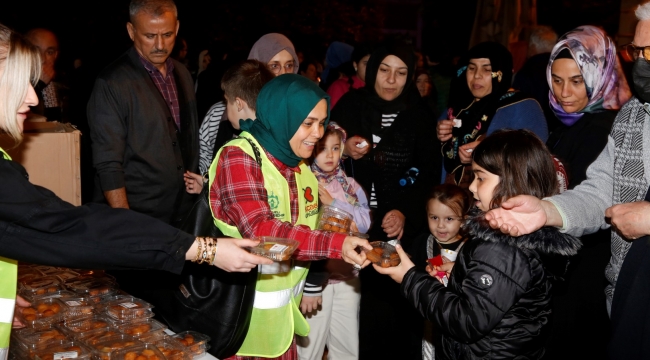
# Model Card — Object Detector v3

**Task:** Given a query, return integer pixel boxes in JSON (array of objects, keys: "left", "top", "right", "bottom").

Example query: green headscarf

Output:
[{"left": 240, "top": 74, "right": 330, "bottom": 167}]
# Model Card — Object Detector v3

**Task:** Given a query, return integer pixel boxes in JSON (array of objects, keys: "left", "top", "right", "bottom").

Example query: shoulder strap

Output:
[{"left": 228, "top": 135, "right": 262, "bottom": 167}]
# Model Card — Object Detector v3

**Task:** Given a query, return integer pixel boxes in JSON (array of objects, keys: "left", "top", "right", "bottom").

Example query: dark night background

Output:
[{"left": 1, "top": 0, "right": 623, "bottom": 76}]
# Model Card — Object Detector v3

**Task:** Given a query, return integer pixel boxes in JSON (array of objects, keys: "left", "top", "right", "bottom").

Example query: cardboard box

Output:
[{"left": 0, "top": 121, "right": 81, "bottom": 206}]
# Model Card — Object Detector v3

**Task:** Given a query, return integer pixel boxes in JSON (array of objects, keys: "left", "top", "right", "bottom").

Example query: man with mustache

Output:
[
  {"left": 88, "top": 0, "right": 198, "bottom": 227},
  {"left": 87, "top": 0, "right": 198, "bottom": 300}
]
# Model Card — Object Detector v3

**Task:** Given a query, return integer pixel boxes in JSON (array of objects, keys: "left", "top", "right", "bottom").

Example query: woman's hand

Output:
[
  {"left": 342, "top": 236, "right": 372, "bottom": 268},
  {"left": 437, "top": 120, "right": 454, "bottom": 142},
  {"left": 186, "top": 237, "right": 273, "bottom": 272},
  {"left": 343, "top": 135, "right": 370, "bottom": 160},
  {"left": 382, "top": 210, "right": 405, "bottom": 240},
  {"left": 373, "top": 244, "right": 414, "bottom": 283},
  {"left": 184, "top": 171, "right": 204, "bottom": 194},
  {"left": 13, "top": 295, "right": 30, "bottom": 328},
  {"left": 318, "top": 184, "right": 334, "bottom": 206},
  {"left": 300, "top": 295, "right": 322, "bottom": 315},
  {"left": 458, "top": 140, "right": 481, "bottom": 164}
]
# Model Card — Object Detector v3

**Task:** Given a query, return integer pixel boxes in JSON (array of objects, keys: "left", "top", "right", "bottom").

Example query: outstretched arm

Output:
[{"left": 484, "top": 195, "right": 563, "bottom": 236}]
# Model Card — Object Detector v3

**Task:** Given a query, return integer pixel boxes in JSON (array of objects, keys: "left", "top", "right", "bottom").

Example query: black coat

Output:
[
  {"left": 332, "top": 89, "right": 441, "bottom": 241},
  {"left": 546, "top": 110, "right": 616, "bottom": 189},
  {"left": 401, "top": 213, "right": 581, "bottom": 360},
  {"left": 87, "top": 47, "right": 199, "bottom": 227},
  {"left": 0, "top": 156, "right": 194, "bottom": 272}
]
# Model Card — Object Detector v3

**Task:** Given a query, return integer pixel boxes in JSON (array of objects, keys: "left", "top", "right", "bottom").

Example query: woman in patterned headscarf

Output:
[
  {"left": 543, "top": 25, "right": 632, "bottom": 359},
  {"left": 546, "top": 25, "right": 632, "bottom": 186}
]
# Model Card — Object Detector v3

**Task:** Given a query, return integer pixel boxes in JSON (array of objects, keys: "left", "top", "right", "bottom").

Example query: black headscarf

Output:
[
  {"left": 361, "top": 43, "right": 422, "bottom": 114},
  {"left": 443, "top": 41, "right": 522, "bottom": 180}
]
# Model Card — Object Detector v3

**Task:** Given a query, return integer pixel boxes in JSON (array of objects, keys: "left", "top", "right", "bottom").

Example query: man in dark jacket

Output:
[
  {"left": 87, "top": 0, "right": 198, "bottom": 228},
  {"left": 87, "top": 0, "right": 198, "bottom": 301}
]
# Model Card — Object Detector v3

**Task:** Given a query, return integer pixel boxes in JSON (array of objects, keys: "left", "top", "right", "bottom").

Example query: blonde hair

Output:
[{"left": 0, "top": 24, "right": 41, "bottom": 143}]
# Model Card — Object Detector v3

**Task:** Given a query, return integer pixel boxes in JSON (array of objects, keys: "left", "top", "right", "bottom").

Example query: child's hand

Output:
[
  {"left": 300, "top": 295, "right": 322, "bottom": 316},
  {"left": 373, "top": 244, "right": 415, "bottom": 283},
  {"left": 318, "top": 184, "right": 334, "bottom": 205},
  {"left": 381, "top": 210, "right": 405, "bottom": 239},
  {"left": 184, "top": 171, "right": 204, "bottom": 194},
  {"left": 434, "top": 262, "right": 455, "bottom": 283}
]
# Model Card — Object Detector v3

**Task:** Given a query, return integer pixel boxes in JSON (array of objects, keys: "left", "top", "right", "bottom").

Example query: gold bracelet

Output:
[
  {"left": 209, "top": 238, "right": 219, "bottom": 265},
  {"left": 192, "top": 237, "right": 203, "bottom": 263},
  {"left": 200, "top": 237, "right": 210, "bottom": 265}
]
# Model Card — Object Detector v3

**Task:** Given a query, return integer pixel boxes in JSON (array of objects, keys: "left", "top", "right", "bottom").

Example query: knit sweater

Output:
[{"left": 548, "top": 97, "right": 650, "bottom": 313}]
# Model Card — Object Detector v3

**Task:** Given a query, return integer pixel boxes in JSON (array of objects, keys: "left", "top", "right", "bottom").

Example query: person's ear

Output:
[
  {"left": 235, "top": 97, "right": 244, "bottom": 112},
  {"left": 353, "top": 61, "right": 358, "bottom": 72},
  {"left": 126, "top": 22, "right": 136, "bottom": 42}
]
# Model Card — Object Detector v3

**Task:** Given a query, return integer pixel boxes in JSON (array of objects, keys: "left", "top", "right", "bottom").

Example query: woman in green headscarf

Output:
[{"left": 208, "top": 74, "right": 370, "bottom": 360}]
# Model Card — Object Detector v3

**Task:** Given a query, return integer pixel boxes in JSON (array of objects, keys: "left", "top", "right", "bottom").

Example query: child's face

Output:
[
  {"left": 224, "top": 94, "right": 241, "bottom": 130},
  {"left": 469, "top": 162, "right": 500, "bottom": 211},
  {"left": 427, "top": 199, "right": 463, "bottom": 243},
  {"left": 314, "top": 133, "right": 341, "bottom": 172}
]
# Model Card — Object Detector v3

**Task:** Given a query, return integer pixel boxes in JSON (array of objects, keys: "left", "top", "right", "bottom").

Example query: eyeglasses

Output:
[
  {"left": 622, "top": 43, "right": 650, "bottom": 63},
  {"left": 268, "top": 62, "right": 295, "bottom": 74}
]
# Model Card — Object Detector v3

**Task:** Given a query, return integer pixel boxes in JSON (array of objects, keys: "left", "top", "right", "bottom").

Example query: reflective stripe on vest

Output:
[
  {"left": 0, "top": 149, "right": 16, "bottom": 358},
  {"left": 208, "top": 133, "right": 319, "bottom": 358},
  {"left": 254, "top": 279, "right": 306, "bottom": 309}
]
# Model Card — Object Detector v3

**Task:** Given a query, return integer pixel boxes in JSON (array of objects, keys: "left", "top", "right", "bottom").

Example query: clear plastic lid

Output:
[
  {"left": 32, "top": 266, "right": 64, "bottom": 276},
  {"left": 88, "top": 334, "right": 143, "bottom": 360},
  {"left": 362, "top": 241, "right": 401, "bottom": 268},
  {"left": 20, "top": 276, "right": 63, "bottom": 296},
  {"left": 105, "top": 298, "right": 153, "bottom": 321},
  {"left": 111, "top": 343, "right": 166, "bottom": 360},
  {"left": 29, "top": 340, "right": 93, "bottom": 360},
  {"left": 21, "top": 289, "right": 79, "bottom": 303},
  {"left": 75, "top": 327, "right": 122, "bottom": 346},
  {"left": 247, "top": 237, "right": 300, "bottom": 261},
  {"left": 171, "top": 331, "right": 211, "bottom": 357},
  {"left": 117, "top": 319, "right": 167, "bottom": 339},
  {"left": 49, "top": 270, "right": 81, "bottom": 282},
  {"left": 318, "top": 205, "right": 353, "bottom": 233},
  {"left": 61, "top": 315, "right": 113, "bottom": 335},
  {"left": 151, "top": 338, "right": 190, "bottom": 360},
  {"left": 16, "top": 298, "right": 66, "bottom": 329},
  {"left": 66, "top": 279, "right": 116, "bottom": 298},
  {"left": 61, "top": 296, "right": 95, "bottom": 320},
  {"left": 12, "top": 326, "right": 68, "bottom": 351}
]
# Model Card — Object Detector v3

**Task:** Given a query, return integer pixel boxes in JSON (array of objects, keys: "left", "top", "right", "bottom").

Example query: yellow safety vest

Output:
[
  {"left": 209, "top": 132, "right": 320, "bottom": 358},
  {"left": 0, "top": 148, "right": 17, "bottom": 360}
]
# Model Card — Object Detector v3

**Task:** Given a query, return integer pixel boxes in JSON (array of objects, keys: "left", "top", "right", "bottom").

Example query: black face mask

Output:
[{"left": 633, "top": 58, "right": 650, "bottom": 103}]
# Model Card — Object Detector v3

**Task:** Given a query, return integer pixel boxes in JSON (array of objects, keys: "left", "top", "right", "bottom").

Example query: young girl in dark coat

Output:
[{"left": 377, "top": 129, "right": 582, "bottom": 359}]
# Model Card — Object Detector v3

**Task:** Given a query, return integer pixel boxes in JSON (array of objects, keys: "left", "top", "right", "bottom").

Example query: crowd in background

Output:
[{"left": 9, "top": 0, "right": 650, "bottom": 359}]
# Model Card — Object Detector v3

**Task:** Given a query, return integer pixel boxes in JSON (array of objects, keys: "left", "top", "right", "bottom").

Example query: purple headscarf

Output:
[{"left": 547, "top": 25, "right": 632, "bottom": 126}]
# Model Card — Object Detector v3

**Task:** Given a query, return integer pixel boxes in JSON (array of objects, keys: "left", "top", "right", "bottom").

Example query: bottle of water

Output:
[{"left": 399, "top": 167, "right": 419, "bottom": 186}]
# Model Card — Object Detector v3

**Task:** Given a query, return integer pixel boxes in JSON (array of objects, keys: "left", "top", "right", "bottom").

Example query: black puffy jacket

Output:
[{"left": 401, "top": 212, "right": 581, "bottom": 359}]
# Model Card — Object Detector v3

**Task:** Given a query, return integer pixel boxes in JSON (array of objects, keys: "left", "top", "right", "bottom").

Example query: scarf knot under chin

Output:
[{"left": 311, "top": 162, "right": 359, "bottom": 205}]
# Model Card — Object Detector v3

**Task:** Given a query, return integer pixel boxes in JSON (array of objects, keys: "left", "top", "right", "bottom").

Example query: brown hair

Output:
[
  {"left": 221, "top": 59, "right": 275, "bottom": 111},
  {"left": 0, "top": 24, "right": 41, "bottom": 144},
  {"left": 473, "top": 129, "right": 558, "bottom": 209},
  {"left": 426, "top": 184, "right": 471, "bottom": 218}
]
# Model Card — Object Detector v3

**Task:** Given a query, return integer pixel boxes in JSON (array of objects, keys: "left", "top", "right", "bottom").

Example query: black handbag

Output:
[{"left": 160, "top": 136, "right": 262, "bottom": 359}]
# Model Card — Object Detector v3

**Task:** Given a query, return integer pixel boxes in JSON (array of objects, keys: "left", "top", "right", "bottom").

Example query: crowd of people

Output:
[{"left": 3, "top": 0, "right": 650, "bottom": 359}]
